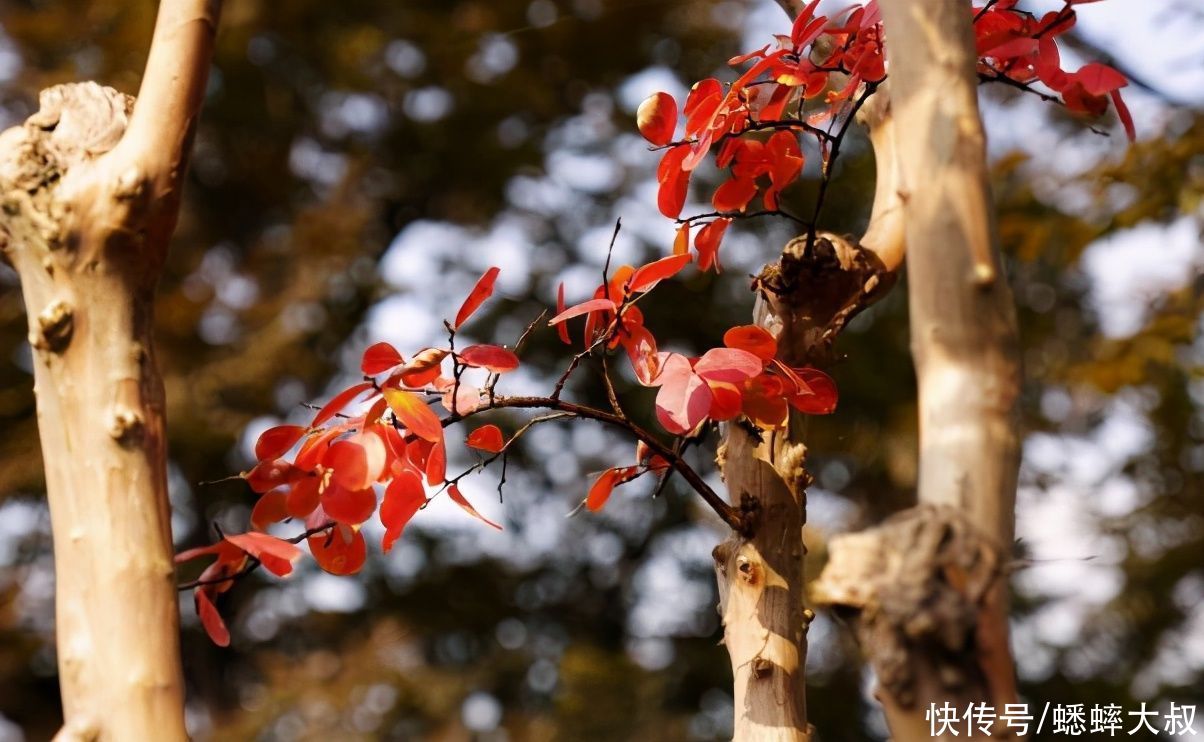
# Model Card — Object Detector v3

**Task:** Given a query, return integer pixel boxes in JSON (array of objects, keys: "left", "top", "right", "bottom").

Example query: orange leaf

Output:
[
  {"left": 636, "top": 92, "right": 678, "bottom": 146},
  {"left": 196, "top": 589, "right": 230, "bottom": 647},
  {"left": 455, "top": 267, "right": 501, "bottom": 329},
  {"left": 381, "top": 470, "right": 425, "bottom": 552},
  {"left": 672, "top": 223, "right": 690, "bottom": 256},
  {"left": 466, "top": 424, "right": 506, "bottom": 453},
  {"left": 384, "top": 388, "right": 443, "bottom": 442},
  {"left": 724, "top": 325, "right": 778, "bottom": 361},
  {"left": 458, "top": 344, "right": 520, "bottom": 373},
  {"left": 448, "top": 483, "right": 502, "bottom": 530},
  {"left": 397, "top": 348, "right": 448, "bottom": 388}
]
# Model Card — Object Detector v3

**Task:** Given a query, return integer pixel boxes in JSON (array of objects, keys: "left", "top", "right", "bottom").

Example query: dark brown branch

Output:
[{"left": 444, "top": 396, "right": 742, "bottom": 530}]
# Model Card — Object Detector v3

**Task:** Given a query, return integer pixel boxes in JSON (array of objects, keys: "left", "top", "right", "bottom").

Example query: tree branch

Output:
[{"left": 111, "top": 0, "right": 221, "bottom": 195}]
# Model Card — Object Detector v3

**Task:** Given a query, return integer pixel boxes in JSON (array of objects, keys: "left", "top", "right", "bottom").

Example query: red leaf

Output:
[
  {"left": 724, "top": 325, "right": 778, "bottom": 361},
  {"left": 406, "top": 437, "right": 432, "bottom": 472},
  {"left": 311, "top": 382, "right": 374, "bottom": 427},
  {"left": 1072, "top": 62, "right": 1127, "bottom": 96},
  {"left": 254, "top": 424, "right": 306, "bottom": 461},
  {"left": 555, "top": 283, "right": 571, "bottom": 344},
  {"left": 454, "top": 267, "right": 501, "bottom": 329},
  {"left": 623, "top": 325, "right": 661, "bottom": 386},
  {"left": 320, "top": 482, "right": 377, "bottom": 525},
  {"left": 712, "top": 176, "right": 758, "bottom": 213},
  {"left": 459, "top": 344, "right": 520, "bottom": 373},
  {"left": 1110, "top": 89, "right": 1135, "bottom": 142},
  {"left": 707, "top": 381, "right": 744, "bottom": 421},
  {"left": 684, "top": 79, "right": 723, "bottom": 136},
  {"left": 466, "top": 424, "right": 506, "bottom": 453},
  {"left": 381, "top": 470, "right": 425, "bottom": 552},
  {"left": 383, "top": 388, "right": 444, "bottom": 443},
  {"left": 636, "top": 92, "right": 678, "bottom": 146},
  {"left": 741, "top": 373, "right": 789, "bottom": 428},
  {"left": 628, "top": 254, "right": 692, "bottom": 294},
  {"left": 250, "top": 489, "right": 289, "bottom": 531},
  {"left": 361, "top": 342, "right": 403, "bottom": 375},
  {"left": 425, "top": 438, "right": 447, "bottom": 485},
  {"left": 1035, "top": 35, "right": 1066, "bottom": 90},
  {"left": 196, "top": 589, "right": 230, "bottom": 647},
  {"left": 654, "top": 353, "right": 714, "bottom": 435},
  {"left": 325, "top": 431, "right": 388, "bottom": 491},
  {"left": 224, "top": 532, "right": 304, "bottom": 577},
  {"left": 549, "top": 297, "right": 616, "bottom": 325},
  {"left": 694, "top": 347, "right": 764, "bottom": 384},
  {"left": 695, "top": 218, "right": 732, "bottom": 273},
  {"left": 440, "top": 380, "right": 481, "bottom": 414},
  {"left": 790, "top": 0, "right": 824, "bottom": 43},
  {"left": 286, "top": 476, "right": 321, "bottom": 519},
  {"left": 657, "top": 145, "right": 691, "bottom": 219},
  {"left": 766, "top": 130, "right": 804, "bottom": 190},
  {"left": 728, "top": 44, "right": 769, "bottom": 66},
  {"left": 309, "top": 525, "right": 367, "bottom": 575},
  {"left": 789, "top": 367, "right": 839, "bottom": 415},
  {"left": 586, "top": 468, "right": 622, "bottom": 512},
  {"left": 791, "top": 12, "right": 828, "bottom": 50},
  {"left": 295, "top": 425, "right": 343, "bottom": 471},
  {"left": 448, "top": 483, "right": 503, "bottom": 530},
  {"left": 244, "top": 458, "right": 297, "bottom": 494}
]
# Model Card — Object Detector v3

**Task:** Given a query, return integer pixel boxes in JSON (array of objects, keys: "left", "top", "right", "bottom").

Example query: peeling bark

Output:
[
  {"left": 713, "top": 88, "right": 902, "bottom": 735},
  {"left": 0, "top": 2, "right": 220, "bottom": 739},
  {"left": 813, "top": 506, "right": 1013, "bottom": 740}
]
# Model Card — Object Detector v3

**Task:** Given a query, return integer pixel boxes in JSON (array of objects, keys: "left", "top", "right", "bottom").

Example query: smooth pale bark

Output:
[
  {"left": 0, "top": 2, "right": 220, "bottom": 739},
  {"left": 711, "top": 86, "right": 903, "bottom": 737},
  {"left": 815, "top": 1, "right": 1023, "bottom": 740}
]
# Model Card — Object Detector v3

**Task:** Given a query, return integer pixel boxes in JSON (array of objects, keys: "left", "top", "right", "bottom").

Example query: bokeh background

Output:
[{"left": 0, "top": 0, "right": 1201, "bottom": 739}]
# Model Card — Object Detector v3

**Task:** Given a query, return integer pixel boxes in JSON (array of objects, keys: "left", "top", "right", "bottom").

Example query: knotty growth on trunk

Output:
[
  {"left": 713, "top": 87, "right": 904, "bottom": 740},
  {"left": 0, "top": 2, "right": 220, "bottom": 739},
  {"left": 813, "top": 1, "right": 1023, "bottom": 740}
]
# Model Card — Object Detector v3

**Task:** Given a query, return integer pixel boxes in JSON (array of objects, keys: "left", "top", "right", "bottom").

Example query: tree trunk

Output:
[
  {"left": 714, "top": 418, "right": 811, "bottom": 740},
  {"left": 813, "top": 1, "right": 1023, "bottom": 739},
  {"left": 0, "top": 2, "right": 220, "bottom": 739},
  {"left": 712, "top": 89, "right": 903, "bottom": 734}
]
